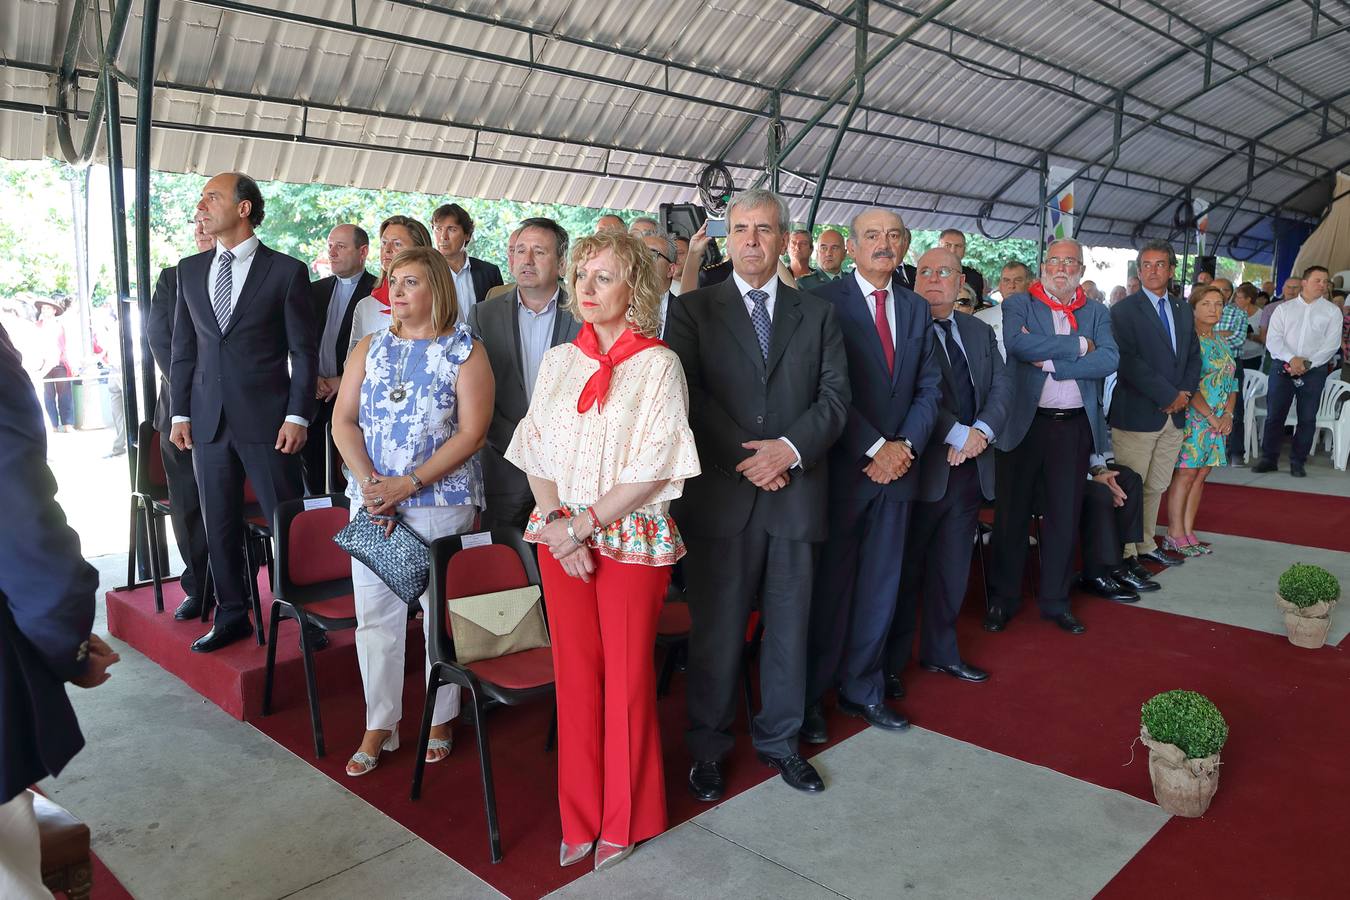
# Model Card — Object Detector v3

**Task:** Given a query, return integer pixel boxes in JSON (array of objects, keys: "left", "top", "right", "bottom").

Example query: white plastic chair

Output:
[
  {"left": 1311, "top": 379, "right": 1350, "bottom": 469},
  {"left": 1244, "top": 369, "right": 1268, "bottom": 463}
]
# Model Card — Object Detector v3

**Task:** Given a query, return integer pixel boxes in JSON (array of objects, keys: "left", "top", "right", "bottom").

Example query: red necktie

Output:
[{"left": 873, "top": 290, "right": 894, "bottom": 373}]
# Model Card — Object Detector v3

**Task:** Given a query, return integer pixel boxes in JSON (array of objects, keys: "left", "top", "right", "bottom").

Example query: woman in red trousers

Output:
[{"left": 506, "top": 229, "right": 700, "bottom": 872}]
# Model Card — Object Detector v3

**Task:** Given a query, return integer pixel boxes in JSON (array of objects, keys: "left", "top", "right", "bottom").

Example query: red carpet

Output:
[
  {"left": 91, "top": 851, "right": 133, "bottom": 899},
  {"left": 1161, "top": 480, "right": 1350, "bottom": 552},
  {"left": 105, "top": 577, "right": 416, "bottom": 720}
]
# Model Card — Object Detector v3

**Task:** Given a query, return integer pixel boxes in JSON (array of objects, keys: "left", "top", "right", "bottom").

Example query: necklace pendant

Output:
[{"left": 389, "top": 384, "right": 407, "bottom": 402}]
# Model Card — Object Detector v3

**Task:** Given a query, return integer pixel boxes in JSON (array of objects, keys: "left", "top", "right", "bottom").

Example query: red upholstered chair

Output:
[
  {"left": 126, "top": 421, "right": 173, "bottom": 611},
  {"left": 261, "top": 494, "right": 354, "bottom": 757},
  {"left": 411, "top": 528, "right": 555, "bottom": 864}
]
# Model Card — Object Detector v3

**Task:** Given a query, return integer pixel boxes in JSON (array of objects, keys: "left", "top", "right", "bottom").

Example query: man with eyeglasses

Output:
[
  {"left": 987, "top": 239, "right": 1118, "bottom": 635},
  {"left": 640, "top": 231, "right": 680, "bottom": 337},
  {"left": 801, "top": 208, "right": 939, "bottom": 745},
  {"left": 885, "top": 246, "right": 1009, "bottom": 696},
  {"left": 1109, "top": 240, "right": 1200, "bottom": 568}
]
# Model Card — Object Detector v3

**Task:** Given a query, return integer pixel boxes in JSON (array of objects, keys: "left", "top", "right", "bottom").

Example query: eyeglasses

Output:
[
  {"left": 647, "top": 246, "right": 674, "bottom": 264},
  {"left": 1138, "top": 260, "right": 1172, "bottom": 271},
  {"left": 1045, "top": 257, "right": 1082, "bottom": 270},
  {"left": 918, "top": 266, "right": 957, "bottom": 279}
]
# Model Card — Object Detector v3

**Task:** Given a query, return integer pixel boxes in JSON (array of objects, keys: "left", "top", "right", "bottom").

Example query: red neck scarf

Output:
[
  {"left": 1029, "top": 280, "right": 1087, "bottom": 331},
  {"left": 373, "top": 278, "right": 391, "bottom": 314},
  {"left": 573, "top": 323, "right": 664, "bottom": 413}
]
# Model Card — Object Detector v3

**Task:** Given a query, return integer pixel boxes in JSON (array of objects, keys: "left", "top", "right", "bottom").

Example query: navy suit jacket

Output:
[
  {"left": 814, "top": 275, "right": 940, "bottom": 503},
  {"left": 999, "top": 292, "right": 1118, "bottom": 454},
  {"left": 0, "top": 326, "right": 98, "bottom": 803},
  {"left": 170, "top": 242, "right": 318, "bottom": 443},
  {"left": 147, "top": 265, "right": 178, "bottom": 434},
  {"left": 915, "top": 312, "right": 1012, "bottom": 503},
  {"left": 666, "top": 276, "right": 850, "bottom": 541},
  {"left": 1108, "top": 291, "right": 1202, "bottom": 432}
]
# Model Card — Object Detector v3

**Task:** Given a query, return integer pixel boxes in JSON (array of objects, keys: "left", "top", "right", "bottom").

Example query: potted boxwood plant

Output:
[
  {"left": 1139, "top": 689, "right": 1227, "bottom": 817},
  {"left": 1275, "top": 563, "right": 1340, "bottom": 649}
]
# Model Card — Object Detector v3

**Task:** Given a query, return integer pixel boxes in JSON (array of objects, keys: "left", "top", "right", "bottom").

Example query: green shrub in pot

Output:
[
  {"left": 1277, "top": 563, "right": 1340, "bottom": 609},
  {"left": 1140, "top": 689, "right": 1228, "bottom": 760}
]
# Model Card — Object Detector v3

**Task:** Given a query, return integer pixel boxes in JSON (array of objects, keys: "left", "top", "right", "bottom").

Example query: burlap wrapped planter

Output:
[
  {"left": 1275, "top": 593, "right": 1338, "bottom": 649},
  {"left": 1141, "top": 726, "right": 1221, "bottom": 817}
]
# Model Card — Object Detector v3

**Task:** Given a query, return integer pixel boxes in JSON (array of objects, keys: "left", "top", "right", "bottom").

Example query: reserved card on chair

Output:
[{"left": 461, "top": 531, "right": 493, "bottom": 548}]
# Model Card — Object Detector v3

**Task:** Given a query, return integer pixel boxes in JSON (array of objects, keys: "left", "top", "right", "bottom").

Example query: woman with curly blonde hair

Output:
[{"left": 506, "top": 229, "right": 700, "bottom": 872}]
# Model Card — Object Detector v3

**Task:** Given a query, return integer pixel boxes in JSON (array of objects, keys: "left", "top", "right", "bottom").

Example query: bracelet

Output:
[
  {"left": 544, "top": 507, "right": 569, "bottom": 524},
  {"left": 586, "top": 507, "right": 603, "bottom": 533},
  {"left": 566, "top": 521, "right": 585, "bottom": 547},
  {"left": 408, "top": 471, "right": 424, "bottom": 492}
]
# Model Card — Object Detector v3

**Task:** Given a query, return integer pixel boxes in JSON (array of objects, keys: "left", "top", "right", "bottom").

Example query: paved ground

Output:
[{"left": 34, "top": 424, "right": 1350, "bottom": 899}]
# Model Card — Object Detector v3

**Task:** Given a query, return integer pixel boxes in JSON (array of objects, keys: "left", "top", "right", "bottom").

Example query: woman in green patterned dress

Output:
[{"left": 1164, "top": 285, "right": 1238, "bottom": 557}]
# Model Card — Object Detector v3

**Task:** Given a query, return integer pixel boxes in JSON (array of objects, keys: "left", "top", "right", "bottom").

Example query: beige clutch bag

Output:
[{"left": 447, "top": 585, "right": 550, "bottom": 665}]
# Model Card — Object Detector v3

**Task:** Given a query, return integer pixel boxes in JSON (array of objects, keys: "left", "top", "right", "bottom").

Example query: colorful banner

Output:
[{"left": 1046, "top": 166, "right": 1075, "bottom": 243}]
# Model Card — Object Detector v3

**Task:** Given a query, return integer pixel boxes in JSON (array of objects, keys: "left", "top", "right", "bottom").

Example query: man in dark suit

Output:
[
  {"left": 800, "top": 210, "right": 940, "bottom": 745},
  {"left": 936, "top": 229, "right": 987, "bottom": 300},
  {"left": 304, "top": 223, "right": 376, "bottom": 494},
  {"left": 885, "top": 247, "right": 1011, "bottom": 695},
  {"left": 639, "top": 231, "right": 680, "bottom": 337},
  {"left": 1079, "top": 460, "right": 1157, "bottom": 600},
  {"left": 1109, "top": 240, "right": 1200, "bottom": 569},
  {"left": 466, "top": 217, "right": 579, "bottom": 530},
  {"left": 986, "top": 239, "right": 1118, "bottom": 635},
  {"left": 0, "top": 326, "right": 118, "bottom": 891},
  {"left": 169, "top": 172, "right": 318, "bottom": 653},
  {"left": 432, "top": 203, "right": 504, "bottom": 324},
  {"left": 667, "top": 189, "right": 849, "bottom": 799},
  {"left": 147, "top": 217, "right": 215, "bottom": 620}
]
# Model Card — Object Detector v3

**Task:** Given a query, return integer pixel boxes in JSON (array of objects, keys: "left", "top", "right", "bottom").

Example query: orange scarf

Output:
[
  {"left": 1029, "top": 280, "right": 1087, "bottom": 331},
  {"left": 573, "top": 323, "right": 664, "bottom": 413}
]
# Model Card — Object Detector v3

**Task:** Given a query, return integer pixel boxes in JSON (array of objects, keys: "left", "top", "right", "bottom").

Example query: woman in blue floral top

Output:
[{"left": 332, "top": 246, "right": 492, "bottom": 777}]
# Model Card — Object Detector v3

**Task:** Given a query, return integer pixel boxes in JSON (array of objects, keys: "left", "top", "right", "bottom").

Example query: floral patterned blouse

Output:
[
  {"left": 346, "top": 324, "right": 484, "bottom": 509},
  {"left": 505, "top": 342, "right": 701, "bottom": 566}
]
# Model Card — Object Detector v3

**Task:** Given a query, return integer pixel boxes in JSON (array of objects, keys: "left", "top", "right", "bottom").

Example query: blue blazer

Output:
[
  {"left": 170, "top": 242, "right": 318, "bottom": 443},
  {"left": 915, "top": 312, "right": 1012, "bottom": 503},
  {"left": 999, "top": 293, "right": 1118, "bottom": 454},
  {"left": 815, "top": 275, "right": 941, "bottom": 502},
  {"left": 1108, "top": 291, "right": 1202, "bottom": 432},
  {"left": 0, "top": 326, "right": 98, "bottom": 804}
]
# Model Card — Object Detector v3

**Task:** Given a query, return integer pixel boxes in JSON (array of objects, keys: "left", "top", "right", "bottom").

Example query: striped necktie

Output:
[{"left": 213, "top": 249, "right": 235, "bottom": 330}]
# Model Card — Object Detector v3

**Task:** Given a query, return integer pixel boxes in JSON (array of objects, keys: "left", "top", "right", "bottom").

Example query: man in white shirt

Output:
[
  {"left": 975, "top": 260, "right": 1032, "bottom": 360},
  {"left": 640, "top": 231, "right": 679, "bottom": 337},
  {"left": 1254, "top": 266, "right": 1341, "bottom": 477}
]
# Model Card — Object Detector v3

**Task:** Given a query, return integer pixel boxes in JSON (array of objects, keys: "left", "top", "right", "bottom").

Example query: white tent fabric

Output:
[{"left": 1292, "top": 172, "right": 1350, "bottom": 284}]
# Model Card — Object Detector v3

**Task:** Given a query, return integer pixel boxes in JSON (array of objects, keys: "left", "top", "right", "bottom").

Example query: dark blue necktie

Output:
[
  {"left": 936, "top": 318, "right": 977, "bottom": 425},
  {"left": 1157, "top": 296, "right": 1172, "bottom": 347}
]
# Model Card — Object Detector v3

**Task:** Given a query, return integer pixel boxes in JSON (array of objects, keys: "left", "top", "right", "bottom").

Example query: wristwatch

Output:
[
  {"left": 544, "top": 508, "right": 570, "bottom": 524},
  {"left": 896, "top": 436, "right": 914, "bottom": 451},
  {"left": 1089, "top": 464, "right": 1109, "bottom": 476}
]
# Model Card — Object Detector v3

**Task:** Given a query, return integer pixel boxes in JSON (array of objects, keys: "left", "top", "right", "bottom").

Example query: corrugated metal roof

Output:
[{"left": 2, "top": 0, "right": 1347, "bottom": 256}]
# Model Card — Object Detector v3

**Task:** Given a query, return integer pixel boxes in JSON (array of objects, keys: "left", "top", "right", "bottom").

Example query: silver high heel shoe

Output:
[
  {"left": 345, "top": 730, "right": 399, "bottom": 777},
  {"left": 593, "top": 839, "right": 634, "bottom": 872},
  {"left": 559, "top": 840, "right": 595, "bottom": 867}
]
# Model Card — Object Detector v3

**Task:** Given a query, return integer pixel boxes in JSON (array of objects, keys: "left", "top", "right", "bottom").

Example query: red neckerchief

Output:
[
  {"left": 573, "top": 323, "right": 665, "bottom": 413},
  {"left": 1028, "top": 280, "right": 1087, "bottom": 331},
  {"left": 372, "top": 279, "right": 391, "bottom": 315}
]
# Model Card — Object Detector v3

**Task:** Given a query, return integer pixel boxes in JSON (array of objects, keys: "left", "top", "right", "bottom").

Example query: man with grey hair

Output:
[
  {"left": 629, "top": 216, "right": 660, "bottom": 237},
  {"left": 640, "top": 231, "right": 680, "bottom": 337},
  {"left": 786, "top": 228, "right": 815, "bottom": 280},
  {"left": 987, "top": 237, "right": 1118, "bottom": 635},
  {"left": 1108, "top": 239, "right": 1199, "bottom": 566},
  {"left": 976, "top": 259, "right": 1033, "bottom": 360},
  {"left": 668, "top": 188, "right": 849, "bottom": 799}
]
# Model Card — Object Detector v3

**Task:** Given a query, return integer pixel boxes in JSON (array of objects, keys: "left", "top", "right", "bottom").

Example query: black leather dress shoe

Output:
[
  {"left": 1042, "top": 612, "right": 1086, "bottom": 634},
  {"left": 836, "top": 696, "right": 910, "bottom": 730},
  {"left": 1117, "top": 563, "right": 1161, "bottom": 593},
  {"left": 920, "top": 659, "right": 990, "bottom": 682},
  {"left": 800, "top": 703, "right": 828, "bottom": 745},
  {"left": 1290, "top": 462, "right": 1307, "bottom": 477},
  {"left": 191, "top": 621, "right": 254, "bottom": 653},
  {"left": 1140, "top": 548, "right": 1184, "bottom": 568},
  {"left": 1252, "top": 458, "right": 1277, "bottom": 473},
  {"left": 1080, "top": 574, "right": 1139, "bottom": 603},
  {"left": 173, "top": 595, "right": 203, "bottom": 620},
  {"left": 756, "top": 752, "right": 825, "bottom": 793},
  {"left": 983, "top": 608, "right": 1009, "bottom": 632},
  {"left": 884, "top": 673, "right": 906, "bottom": 699},
  {"left": 688, "top": 760, "right": 724, "bottom": 802}
]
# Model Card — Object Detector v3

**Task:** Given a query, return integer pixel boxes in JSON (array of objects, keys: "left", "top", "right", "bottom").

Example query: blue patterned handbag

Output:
[{"left": 332, "top": 507, "right": 431, "bottom": 605}]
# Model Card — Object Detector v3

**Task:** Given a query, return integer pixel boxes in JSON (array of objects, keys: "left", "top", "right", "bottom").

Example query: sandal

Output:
[
  {"left": 346, "top": 730, "right": 398, "bottom": 777},
  {"left": 425, "top": 731, "right": 453, "bottom": 764},
  {"left": 1163, "top": 536, "right": 1202, "bottom": 558},
  {"left": 1187, "top": 534, "right": 1213, "bottom": 555}
]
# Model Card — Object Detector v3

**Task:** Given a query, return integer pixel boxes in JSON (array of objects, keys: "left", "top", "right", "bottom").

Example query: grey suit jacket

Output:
[
  {"left": 998, "top": 293, "right": 1118, "bottom": 454},
  {"left": 466, "top": 288, "right": 579, "bottom": 506},
  {"left": 665, "top": 276, "right": 850, "bottom": 542},
  {"left": 916, "top": 312, "right": 1012, "bottom": 503}
]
